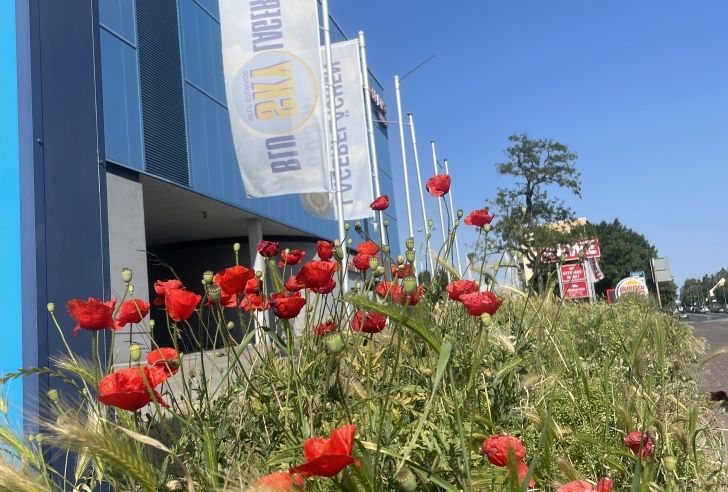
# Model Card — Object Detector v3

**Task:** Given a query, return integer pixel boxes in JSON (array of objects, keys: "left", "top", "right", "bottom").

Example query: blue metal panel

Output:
[
  {"left": 100, "top": 29, "right": 144, "bottom": 169},
  {"left": 1, "top": 0, "right": 22, "bottom": 426},
  {"left": 99, "top": 0, "right": 137, "bottom": 45}
]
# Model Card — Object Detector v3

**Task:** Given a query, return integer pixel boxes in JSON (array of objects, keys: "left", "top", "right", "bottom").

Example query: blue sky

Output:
[{"left": 333, "top": 1, "right": 728, "bottom": 288}]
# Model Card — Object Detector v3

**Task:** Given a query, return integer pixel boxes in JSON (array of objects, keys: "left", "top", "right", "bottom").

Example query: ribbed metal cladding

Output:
[{"left": 135, "top": 0, "right": 190, "bottom": 186}]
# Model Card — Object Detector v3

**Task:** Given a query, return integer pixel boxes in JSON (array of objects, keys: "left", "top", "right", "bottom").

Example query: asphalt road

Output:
[{"left": 683, "top": 312, "right": 728, "bottom": 395}]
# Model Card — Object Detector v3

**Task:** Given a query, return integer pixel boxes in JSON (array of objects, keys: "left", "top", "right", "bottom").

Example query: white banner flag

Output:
[
  {"left": 219, "top": 0, "right": 330, "bottom": 198},
  {"left": 301, "top": 40, "right": 374, "bottom": 220}
]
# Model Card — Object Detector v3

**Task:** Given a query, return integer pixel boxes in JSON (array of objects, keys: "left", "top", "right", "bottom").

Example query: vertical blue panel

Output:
[{"left": 0, "top": 0, "right": 22, "bottom": 425}]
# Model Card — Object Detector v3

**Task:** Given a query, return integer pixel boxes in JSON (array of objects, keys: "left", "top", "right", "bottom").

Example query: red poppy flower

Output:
[
  {"left": 206, "top": 290, "right": 238, "bottom": 309},
  {"left": 289, "top": 424, "right": 360, "bottom": 477},
  {"left": 67, "top": 298, "right": 117, "bottom": 336},
  {"left": 317, "top": 240, "right": 333, "bottom": 261},
  {"left": 114, "top": 299, "right": 150, "bottom": 329},
  {"left": 285, "top": 276, "right": 306, "bottom": 292},
  {"left": 460, "top": 291, "right": 503, "bottom": 316},
  {"left": 464, "top": 208, "right": 495, "bottom": 228},
  {"left": 481, "top": 435, "right": 526, "bottom": 467},
  {"left": 152, "top": 279, "right": 183, "bottom": 306},
  {"left": 379, "top": 282, "right": 423, "bottom": 306},
  {"left": 356, "top": 241, "right": 380, "bottom": 256},
  {"left": 370, "top": 195, "right": 389, "bottom": 211},
  {"left": 624, "top": 431, "right": 653, "bottom": 459},
  {"left": 596, "top": 478, "right": 613, "bottom": 492},
  {"left": 313, "top": 321, "right": 336, "bottom": 336},
  {"left": 312, "top": 277, "right": 336, "bottom": 295},
  {"left": 352, "top": 310, "right": 387, "bottom": 334},
  {"left": 97, "top": 366, "right": 169, "bottom": 411},
  {"left": 390, "top": 263, "right": 413, "bottom": 279},
  {"left": 279, "top": 249, "right": 306, "bottom": 267},
  {"left": 164, "top": 289, "right": 201, "bottom": 322},
  {"left": 445, "top": 280, "right": 479, "bottom": 302},
  {"left": 245, "top": 277, "right": 261, "bottom": 295},
  {"left": 296, "top": 261, "right": 338, "bottom": 289},
  {"left": 255, "top": 471, "right": 305, "bottom": 490},
  {"left": 375, "top": 281, "right": 394, "bottom": 298},
  {"left": 557, "top": 480, "right": 595, "bottom": 492},
  {"left": 147, "top": 347, "right": 179, "bottom": 376},
  {"left": 425, "top": 174, "right": 451, "bottom": 197},
  {"left": 352, "top": 253, "right": 371, "bottom": 272},
  {"left": 508, "top": 461, "right": 535, "bottom": 489},
  {"left": 213, "top": 265, "right": 255, "bottom": 296},
  {"left": 270, "top": 292, "right": 306, "bottom": 319},
  {"left": 258, "top": 240, "right": 279, "bottom": 258},
  {"left": 240, "top": 294, "right": 269, "bottom": 312}
]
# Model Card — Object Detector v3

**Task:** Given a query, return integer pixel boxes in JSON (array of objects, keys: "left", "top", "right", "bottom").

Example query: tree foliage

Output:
[
  {"left": 490, "top": 133, "right": 582, "bottom": 292},
  {"left": 680, "top": 268, "right": 728, "bottom": 307}
]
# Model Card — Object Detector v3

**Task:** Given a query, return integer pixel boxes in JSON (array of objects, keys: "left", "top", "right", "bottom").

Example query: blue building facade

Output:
[{"left": 6, "top": 0, "right": 397, "bottom": 426}]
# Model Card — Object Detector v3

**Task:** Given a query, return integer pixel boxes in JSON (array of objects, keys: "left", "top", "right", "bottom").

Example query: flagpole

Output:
[
  {"left": 444, "top": 158, "right": 464, "bottom": 276},
  {"left": 394, "top": 75, "right": 415, "bottom": 241},
  {"left": 430, "top": 140, "right": 447, "bottom": 245},
  {"left": 358, "top": 31, "right": 386, "bottom": 247},
  {"left": 321, "top": 0, "right": 349, "bottom": 293},
  {"left": 407, "top": 113, "right": 433, "bottom": 273}
]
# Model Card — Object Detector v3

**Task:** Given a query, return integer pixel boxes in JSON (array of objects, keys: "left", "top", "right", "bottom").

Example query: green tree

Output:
[
  {"left": 489, "top": 133, "right": 582, "bottom": 293},
  {"left": 583, "top": 219, "right": 658, "bottom": 296},
  {"left": 658, "top": 281, "right": 678, "bottom": 308}
]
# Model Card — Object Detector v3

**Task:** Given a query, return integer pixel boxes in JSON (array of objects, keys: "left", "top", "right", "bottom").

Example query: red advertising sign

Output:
[
  {"left": 543, "top": 238, "right": 601, "bottom": 263},
  {"left": 563, "top": 280, "right": 589, "bottom": 299},
  {"left": 559, "top": 264, "right": 585, "bottom": 283}
]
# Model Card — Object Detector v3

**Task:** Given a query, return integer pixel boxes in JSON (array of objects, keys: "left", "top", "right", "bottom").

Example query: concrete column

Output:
[
  {"left": 245, "top": 219, "right": 271, "bottom": 342},
  {"left": 107, "top": 171, "right": 151, "bottom": 365}
]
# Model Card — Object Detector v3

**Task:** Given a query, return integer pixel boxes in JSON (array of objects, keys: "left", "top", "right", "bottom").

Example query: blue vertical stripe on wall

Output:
[{"left": 0, "top": 0, "right": 23, "bottom": 425}]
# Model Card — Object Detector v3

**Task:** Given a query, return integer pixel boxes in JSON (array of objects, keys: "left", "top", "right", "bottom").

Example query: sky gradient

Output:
[{"left": 333, "top": 1, "right": 728, "bottom": 288}]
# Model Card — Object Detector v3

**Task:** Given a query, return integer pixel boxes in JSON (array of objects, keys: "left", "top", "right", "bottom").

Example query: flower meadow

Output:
[{"left": 0, "top": 182, "right": 725, "bottom": 491}]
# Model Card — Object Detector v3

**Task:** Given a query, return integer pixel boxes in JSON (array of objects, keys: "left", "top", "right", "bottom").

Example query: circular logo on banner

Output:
[
  {"left": 615, "top": 277, "right": 649, "bottom": 299},
  {"left": 235, "top": 50, "right": 319, "bottom": 136}
]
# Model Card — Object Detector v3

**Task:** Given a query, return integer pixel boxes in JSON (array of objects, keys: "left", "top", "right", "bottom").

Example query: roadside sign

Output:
[
  {"left": 560, "top": 264, "right": 586, "bottom": 283},
  {"left": 615, "top": 276, "right": 649, "bottom": 298},
  {"left": 563, "top": 280, "right": 589, "bottom": 299},
  {"left": 543, "top": 238, "right": 601, "bottom": 263},
  {"left": 630, "top": 271, "right": 645, "bottom": 278}
]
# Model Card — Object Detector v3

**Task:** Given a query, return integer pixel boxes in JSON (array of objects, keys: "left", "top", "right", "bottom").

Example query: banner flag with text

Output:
[
  {"left": 220, "top": 0, "right": 330, "bottom": 197},
  {"left": 301, "top": 39, "right": 374, "bottom": 220}
]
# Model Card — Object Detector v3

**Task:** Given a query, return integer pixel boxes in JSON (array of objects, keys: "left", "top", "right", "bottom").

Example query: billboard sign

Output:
[
  {"left": 615, "top": 276, "right": 649, "bottom": 299},
  {"left": 560, "top": 264, "right": 585, "bottom": 283},
  {"left": 630, "top": 271, "right": 645, "bottom": 278},
  {"left": 543, "top": 238, "right": 600, "bottom": 263},
  {"left": 563, "top": 281, "right": 590, "bottom": 299}
]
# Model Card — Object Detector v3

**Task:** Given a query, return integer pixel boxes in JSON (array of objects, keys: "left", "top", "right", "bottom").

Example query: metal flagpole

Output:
[
  {"left": 430, "top": 141, "right": 447, "bottom": 245},
  {"left": 321, "top": 0, "right": 349, "bottom": 293},
  {"left": 358, "top": 31, "right": 386, "bottom": 247},
  {"left": 407, "top": 113, "right": 433, "bottom": 273},
  {"left": 394, "top": 75, "right": 415, "bottom": 240},
  {"left": 444, "top": 159, "right": 464, "bottom": 276}
]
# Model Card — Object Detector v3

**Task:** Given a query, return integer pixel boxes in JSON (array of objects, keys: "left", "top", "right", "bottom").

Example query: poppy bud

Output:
[
  {"left": 233, "top": 242, "right": 241, "bottom": 252},
  {"left": 484, "top": 224, "right": 491, "bottom": 232},
  {"left": 354, "top": 221, "right": 362, "bottom": 232},
  {"left": 346, "top": 238, "right": 353, "bottom": 246},
  {"left": 355, "top": 281, "right": 362, "bottom": 290},
  {"left": 334, "top": 239, "right": 341, "bottom": 247},
  {"left": 559, "top": 254, "right": 566, "bottom": 263},
  {"left": 395, "top": 466, "right": 417, "bottom": 492},
  {"left": 47, "top": 302, "right": 55, "bottom": 313},
  {"left": 121, "top": 267, "right": 133, "bottom": 283},
  {"left": 207, "top": 285, "right": 221, "bottom": 302},
  {"left": 383, "top": 219, "right": 389, "bottom": 227},
  {"left": 374, "top": 266, "right": 385, "bottom": 277},
  {"left": 202, "top": 270, "right": 214, "bottom": 285},
  {"left": 47, "top": 389, "right": 59, "bottom": 402},
  {"left": 344, "top": 223, "right": 350, "bottom": 232},
  {"left": 405, "top": 250, "right": 416, "bottom": 263},
  {"left": 664, "top": 456, "right": 677, "bottom": 472},
  {"left": 397, "top": 255, "right": 405, "bottom": 266},
  {"left": 149, "top": 319, "right": 155, "bottom": 328},
  {"left": 369, "top": 257, "right": 379, "bottom": 271},
  {"left": 405, "top": 237, "right": 415, "bottom": 251},
  {"left": 383, "top": 245, "right": 391, "bottom": 254},
  {"left": 325, "top": 333, "right": 344, "bottom": 354},
  {"left": 454, "top": 220, "right": 459, "bottom": 227},
  {"left": 480, "top": 313, "right": 492, "bottom": 326},
  {"left": 165, "top": 480, "right": 184, "bottom": 491},
  {"left": 403, "top": 276, "right": 417, "bottom": 294},
  {"left": 428, "top": 219, "right": 434, "bottom": 228},
  {"left": 255, "top": 270, "right": 263, "bottom": 279},
  {"left": 127, "top": 284, "right": 134, "bottom": 294},
  {"left": 521, "top": 206, "right": 527, "bottom": 214},
  {"left": 334, "top": 247, "right": 344, "bottom": 261},
  {"left": 226, "top": 321, "right": 235, "bottom": 332},
  {"left": 457, "top": 209, "right": 464, "bottom": 219},
  {"left": 578, "top": 250, "right": 586, "bottom": 259},
  {"left": 129, "top": 343, "right": 142, "bottom": 362}
]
